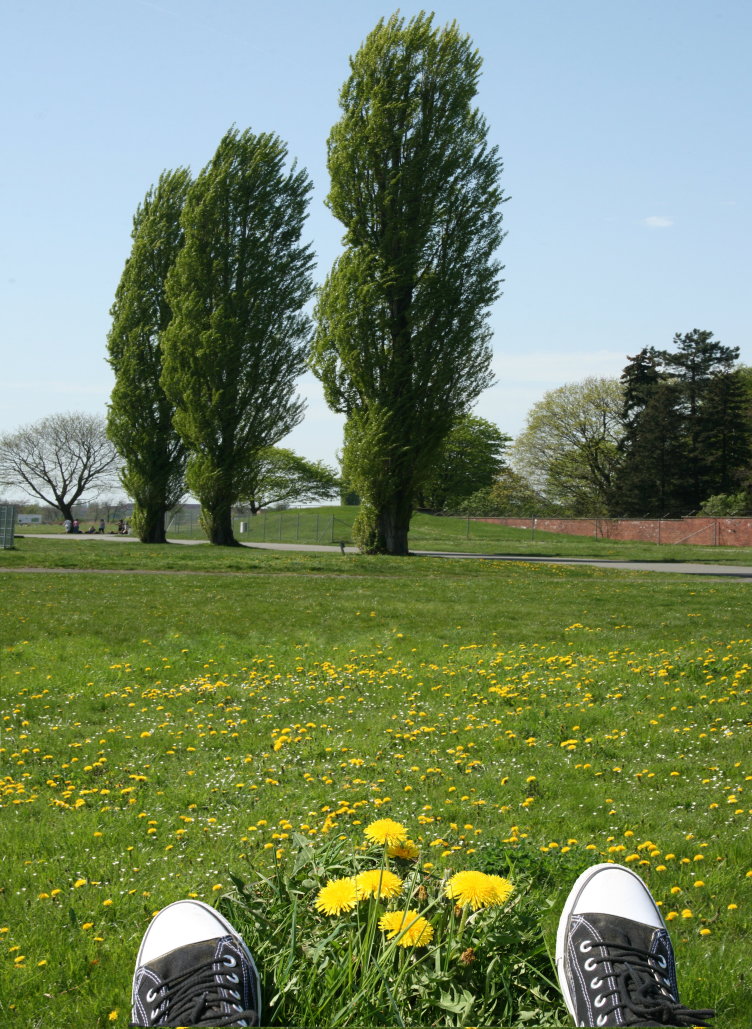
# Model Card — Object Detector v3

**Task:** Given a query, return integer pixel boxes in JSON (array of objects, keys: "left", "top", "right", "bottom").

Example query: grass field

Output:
[
  {"left": 1, "top": 537, "right": 751, "bottom": 1026},
  {"left": 12, "top": 503, "right": 752, "bottom": 566}
]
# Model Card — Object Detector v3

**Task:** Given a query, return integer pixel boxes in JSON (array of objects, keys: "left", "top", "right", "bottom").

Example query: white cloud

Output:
[{"left": 643, "top": 215, "right": 673, "bottom": 229}]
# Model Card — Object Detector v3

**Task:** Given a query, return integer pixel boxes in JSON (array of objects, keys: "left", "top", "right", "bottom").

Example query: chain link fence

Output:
[{"left": 165, "top": 509, "right": 354, "bottom": 545}]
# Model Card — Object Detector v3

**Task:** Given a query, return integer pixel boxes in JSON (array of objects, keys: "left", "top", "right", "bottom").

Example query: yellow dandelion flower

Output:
[
  {"left": 445, "top": 870, "right": 497, "bottom": 910},
  {"left": 364, "top": 819, "right": 407, "bottom": 847},
  {"left": 379, "top": 909, "right": 434, "bottom": 947},
  {"left": 355, "top": 869, "right": 403, "bottom": 900},
  {"left": 388, "top": 839, "right": 420, "bottom": 860},
  {"left": 681, "top": 909, "right": 693, "bottom": 918},
  {"left": 486, "top": 875, "right": 514, "bottom": 905},
  {"left": 314, "top": 877, "right": 358, "bottom": 915}
]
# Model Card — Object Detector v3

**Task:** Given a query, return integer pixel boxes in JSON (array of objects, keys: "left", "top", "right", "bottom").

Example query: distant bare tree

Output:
[{"left": 0, "top": 412, "right": 119, "bottom": 521}]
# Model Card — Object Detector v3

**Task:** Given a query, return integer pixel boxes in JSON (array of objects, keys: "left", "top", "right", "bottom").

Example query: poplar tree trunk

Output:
[
  {"left": 201, "top": 503, "right": 239, "bottom": 546},
  {"left": 375, "top": 491, "right": 413, "bottom": 555},
  {"left": 135, "top": 505, "right": 167, "bottom": 544}
]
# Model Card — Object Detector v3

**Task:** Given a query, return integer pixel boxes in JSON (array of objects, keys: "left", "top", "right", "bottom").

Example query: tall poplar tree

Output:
[
  {"left": 161, "top": 128, "right": 314, "bottom": 546},
  {"left": 312, "top": 13, "right": 505, "bottom": 555},
  {"left": 107, "top": 168, "right": 190, "bottom": 543}
]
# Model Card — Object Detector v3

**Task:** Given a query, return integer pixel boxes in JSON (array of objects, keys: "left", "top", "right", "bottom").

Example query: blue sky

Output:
[{"left": 2, "top": 0, "right": 750, "bottom": 467}]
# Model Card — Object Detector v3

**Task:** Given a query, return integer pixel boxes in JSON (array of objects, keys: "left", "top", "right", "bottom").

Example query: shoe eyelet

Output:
[
  {"left": 579, "top": 940, "right": 593, "bottom": 953},
  {"left": 226, "top": 972, "right": 239, "bottom": 983},
  {"left": 584, "top": 958, "right": 597, "bottom": 971},
  {"left": 223, "top": 954, "right": 237, "bottom": 967},
  {"left": 146, "top": 989, "right": 158, "bottom": 1003},
  {"left": 597, "top": 1016, "right": 607, "bottom": 1027},
  {"left": 233, "top": 1003, "right": 242, "bottom": 1012},
  {"left": 594, "top": 994, "right": 606, "bottom": 1008},
  {"left": 656, "top": 955, "right": 667, "bottom": 969},
  {"left": 590, "top": 977, "right": 602, "bottom": 989},
  {"left": 230, "top": 990, "right": 241, "bottom": 999}
]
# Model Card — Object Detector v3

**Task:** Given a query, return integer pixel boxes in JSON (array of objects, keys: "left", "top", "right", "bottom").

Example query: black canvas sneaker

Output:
[
  {"left": 556, "top": 863, "right": 714, "bottom": 1027},
  {"left": 131, "top": 899, "right": 261, "bottom": 1027}
]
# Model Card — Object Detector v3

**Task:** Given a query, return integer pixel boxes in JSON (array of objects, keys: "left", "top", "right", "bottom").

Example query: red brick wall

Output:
[{"left": 474, "top": 516, "right": 752, "bottom": 547}]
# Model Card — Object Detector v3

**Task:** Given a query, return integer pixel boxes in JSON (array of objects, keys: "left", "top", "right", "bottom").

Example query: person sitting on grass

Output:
[{"left": 131, "top": 862, "right": 714, "bottom": 1028}]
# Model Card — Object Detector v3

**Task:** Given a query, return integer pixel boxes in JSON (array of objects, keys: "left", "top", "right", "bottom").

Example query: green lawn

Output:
[
  {"left": 10, "top": 504, "right": 752, "bottom": 567},
  {"left": 1, "top": 544, "right": 750, "bottom": 1025}
]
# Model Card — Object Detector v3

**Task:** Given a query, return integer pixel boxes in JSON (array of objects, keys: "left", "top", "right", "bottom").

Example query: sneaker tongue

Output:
[
  {"left": 150, "top": 937, "right": 220, "bottom": 981},
  {"left": 149, "top": 939, "right": 241, "bottom": 1025},
  {"left": 587, "top": 913, "right": 656, "bottom": 953}
]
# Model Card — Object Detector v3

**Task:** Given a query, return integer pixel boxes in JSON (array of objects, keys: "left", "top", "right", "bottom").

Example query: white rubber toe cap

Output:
[
  {"left": 137, "top": 899, "right": 238, "bottom": 965},
  {"left": 568, "top": 863, "right": 664, "bottom": 927}
]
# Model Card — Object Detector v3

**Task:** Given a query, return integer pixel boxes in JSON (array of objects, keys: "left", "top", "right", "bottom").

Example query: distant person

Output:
[
  {"left": 72, "top": 519, "right": 80, "bottom": 534},
  {"left": 117, "top": 519, "right": 124, "bottom": 534},
  {"left": 98, "top": 518, "right": 105, "bottom": 534},
  {"left": 63, "top": 519, "right": 72, "bottom": 534},
  {"left": 86, "top": 524, "right": 97, "bottom": 534}
]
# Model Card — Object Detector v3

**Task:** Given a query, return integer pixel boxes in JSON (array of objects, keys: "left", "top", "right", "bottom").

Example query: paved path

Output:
[{"left": 11, "top": 532, "right": 752, "bottom": 578}]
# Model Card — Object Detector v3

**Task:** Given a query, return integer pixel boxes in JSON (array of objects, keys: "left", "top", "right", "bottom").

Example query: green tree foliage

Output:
[
  {"left": 240, "top": 448, "right": 340, "bottom": 514},
  {"left": 0, "top": 413, "right": 118, "bottom": 521},
  {"left": 107, "top": 168, "right": 191, "bottom": 543},
  {"left": 512, "top": 377, "right": 624, "bottom": 515},
  {"left": 460, "top": 467, "right": 551, "bottom": 517},
  {"left": 311, "top": 13, "right": 505, "bottom": 555},
  {"left": 698, "top": 491, "right": 750, "bottom": 516},
  {"left": 416, "top": 415, "right": 509, "bottom": 511},
  {"left": 615, "top": 331, "right": 751, "bottom": 515},
  {"left": 162, "top": 129, "right": 315, "bottom": 546}
]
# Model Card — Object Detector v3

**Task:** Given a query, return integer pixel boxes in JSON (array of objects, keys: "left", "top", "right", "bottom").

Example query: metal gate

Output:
[{"left": 0, "top": 505, "right": 16, "bottom": 549}]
